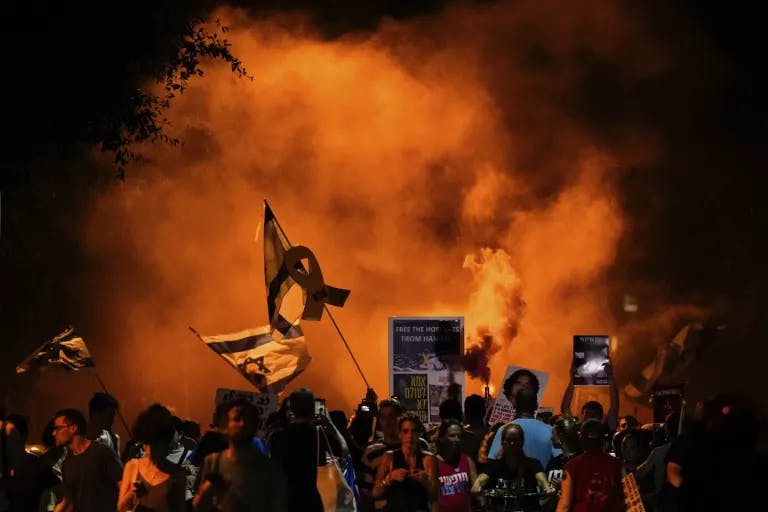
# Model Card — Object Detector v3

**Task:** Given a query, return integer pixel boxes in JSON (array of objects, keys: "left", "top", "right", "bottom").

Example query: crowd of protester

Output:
[{"left": 0, "top": 372, "right": 763, "bottom": 511}]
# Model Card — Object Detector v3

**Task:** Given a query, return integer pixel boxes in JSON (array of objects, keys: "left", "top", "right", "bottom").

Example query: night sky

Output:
[{"left": 2, "top": 1, "right": 766, "bottom": 426}]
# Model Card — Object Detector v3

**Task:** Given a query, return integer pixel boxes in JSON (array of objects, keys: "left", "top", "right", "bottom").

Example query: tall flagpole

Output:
[
  {"left": 92, "top": 368, "right": 132, "bottom": 439},
  {"left": 264, "top": 199, "right": 371, "bottom": 391}
]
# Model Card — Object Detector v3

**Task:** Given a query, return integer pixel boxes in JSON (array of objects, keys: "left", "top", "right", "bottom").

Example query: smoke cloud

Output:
[{"left": 74, "top": 1, "right": 683, "bottom": 423}]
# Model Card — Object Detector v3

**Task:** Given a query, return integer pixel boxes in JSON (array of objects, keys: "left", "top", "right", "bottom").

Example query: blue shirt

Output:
[{"left": 488, "top": 418, "right": 554, "bottom": 468}]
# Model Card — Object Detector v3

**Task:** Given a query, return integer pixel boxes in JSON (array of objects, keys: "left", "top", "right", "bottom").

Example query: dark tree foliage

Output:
[{"left": 100, "top": 20, "right": 252, "bottom": 179}]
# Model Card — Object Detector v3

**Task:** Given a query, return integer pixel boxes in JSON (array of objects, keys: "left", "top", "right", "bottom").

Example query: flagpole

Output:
[
  {"left": 93, "top": 370, "right": 132, "bottom": 439},
  {"left": 263, "top": 199, "right": 371, "bottom": 391}
]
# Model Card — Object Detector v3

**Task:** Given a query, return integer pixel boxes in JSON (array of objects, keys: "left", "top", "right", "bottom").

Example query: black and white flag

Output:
[{"left": 16, "top": 326, "right": 95, "bottom": 374}]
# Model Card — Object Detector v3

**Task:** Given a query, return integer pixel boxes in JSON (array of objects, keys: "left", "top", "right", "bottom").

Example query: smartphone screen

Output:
[{"left": 314, "top": 398, "right": 326, "bottom": 416}]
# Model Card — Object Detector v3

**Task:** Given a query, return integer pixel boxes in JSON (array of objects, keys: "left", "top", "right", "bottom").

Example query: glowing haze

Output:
[{"left": 82, "top": 1, "right": 662, "bottom": 423}]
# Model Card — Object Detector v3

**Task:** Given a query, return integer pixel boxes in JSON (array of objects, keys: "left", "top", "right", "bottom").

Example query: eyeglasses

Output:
[{"left": 53, "top": 424, "right": 72, "bottom": 432}]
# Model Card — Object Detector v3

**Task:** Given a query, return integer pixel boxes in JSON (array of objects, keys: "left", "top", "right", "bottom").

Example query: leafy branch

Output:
[{"left": 100, "top": 19, "right": 251, "bottom": 179}]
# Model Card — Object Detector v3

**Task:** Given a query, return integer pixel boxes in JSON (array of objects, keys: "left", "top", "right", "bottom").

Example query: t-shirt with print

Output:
[
  {"left": 437, "top": 453, "right": 472, "bottom": 512},
  {"left": 61, "top": 441, "right": 123, "bottom": 512},
  {"left": 563, "top": 452, "right": 622, "bottom": 512}
]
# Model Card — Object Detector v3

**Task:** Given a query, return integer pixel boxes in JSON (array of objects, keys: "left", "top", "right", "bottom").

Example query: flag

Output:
[
  {"left": 16, "top": 326, "right": 95, "bottom": 374},
  {"left": 196, "top": 321, "right": 310, "bottom": 392},
  {"left": 624, "top": 324, "right": 690, "bottom": 399},
  {"left": 623, "top": 322, "right": 722, "bottom": 399},
  {"left": 264, "top": 203, "right": 299, "bottom": 333},
  {"left": 264, "top": 203, "right": 350, "bottom": 329}
]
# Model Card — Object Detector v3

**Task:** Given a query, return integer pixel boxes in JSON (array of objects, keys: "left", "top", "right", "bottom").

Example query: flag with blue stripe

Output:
[
  {"left": 264, "top": 203, "right": 303, "bottom": 334},
  {"left": 196, "top": 321, "right": 310, "bottom": 392}
]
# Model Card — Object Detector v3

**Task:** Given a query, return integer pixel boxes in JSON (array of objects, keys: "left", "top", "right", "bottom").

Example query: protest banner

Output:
[
  {"left": 622, "top": 472, "right": 647, "bottom": 512},
  {"left": 389, "top": 317, "right": 464, "bottom": 425}
]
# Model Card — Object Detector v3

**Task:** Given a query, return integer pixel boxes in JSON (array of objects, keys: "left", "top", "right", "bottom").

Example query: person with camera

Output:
[
  {"left": 373, "top": 413, "right": 437, "bottom": 512},
  {"left": 118, "top": 406, "right": 186, "bottom": 512},
  {"left": 194, "top": 399, "right": 285, "bottom": 512}
]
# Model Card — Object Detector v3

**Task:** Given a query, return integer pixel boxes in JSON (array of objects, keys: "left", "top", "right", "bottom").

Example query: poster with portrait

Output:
[
  {"left": 214, "top": 387, "right": 278, "bottom": 428},
  {"left": 389, "top": 317, "right": 464, "bottom": 426},
  {"left": 651, "top": 384, "right": 685, "bottom": 423},
  {"left": 488, "top": 365, "right": 550, "bottom": 425},
  {"left": 573, "top": 335, "right": 611, "bottom": 386}
]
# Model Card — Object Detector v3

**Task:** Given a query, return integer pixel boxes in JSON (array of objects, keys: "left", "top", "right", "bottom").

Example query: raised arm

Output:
[
  {"left": 560, "top": 370, "right": 575, "bottom": 416},
  {"left": 605, "top": 363, "right": 619, "bottom": 432}
]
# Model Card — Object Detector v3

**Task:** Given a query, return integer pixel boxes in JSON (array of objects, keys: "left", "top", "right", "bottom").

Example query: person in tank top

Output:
[
  {"left": 118, "top": 406, "right": 185, "bottom": 512},
  {"left": 435, "top": 419, "right": 476, "bottom": 512},
  {"left": 374, "top": 414, "right": 438, "bottom": 512}
]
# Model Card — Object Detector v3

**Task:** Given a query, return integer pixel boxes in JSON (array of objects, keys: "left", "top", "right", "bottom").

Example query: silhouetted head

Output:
[
  {"left": 580, "top": 401, "right": 604, "bottom": 422},
  {"left": 288, "top": 388, "right": 315, "bottom": 420},
  {"left": 464, "top": 394, "right": 486, "bottom": 422},
  {"left": 514, "top": 388, "right": 538, "bottom": 415},
  {"left": 89, "top": 392, "right": 119, "bottom": 430},
  {"left": 580, "top": 419, "right": 606, "bottom": 453},
  {"left": 439, "top": 399, "right": 463, "bottom": 422},
  {"left": 554, "top": 414, "right": 581, "bottom": 453}
]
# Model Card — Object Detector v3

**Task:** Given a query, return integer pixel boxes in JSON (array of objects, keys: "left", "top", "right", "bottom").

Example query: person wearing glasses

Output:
[{"left": 52, "top": 409, "right": 123, "bottom": 512}]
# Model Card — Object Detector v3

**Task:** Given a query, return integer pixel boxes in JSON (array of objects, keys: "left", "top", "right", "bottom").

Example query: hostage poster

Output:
[
  {"left": 389, "top": 317, "right": 464, "bottom": 425},
  {"left": 488, "top": 365, "right": 550, "bottom": 425},
  {"left": 573, "top": 335, "right": 610, "bottom": 386}
]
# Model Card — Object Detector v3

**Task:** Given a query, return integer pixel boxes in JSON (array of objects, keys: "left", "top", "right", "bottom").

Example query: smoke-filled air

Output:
[{"left": 79, "top": 1, "right": 673, "bottom": 423}]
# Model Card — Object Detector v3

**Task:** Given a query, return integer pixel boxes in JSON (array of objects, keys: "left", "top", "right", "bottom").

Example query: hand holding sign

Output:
[{"left": 283, "top": 245, "right": 350, "bottom": 321}]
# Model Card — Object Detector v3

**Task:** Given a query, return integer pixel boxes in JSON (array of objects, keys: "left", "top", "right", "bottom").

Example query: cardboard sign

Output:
[
  {"left": 652, "top": 384, "right": 685, "bottom": 423},
  {"left": 389, "top": 317, "right": 464, "bottom": 426},
  {"left": 622, "top": 472, "right": 647, "bottom": 512},
  {"left": 214, "top": 387, "right": 278, "bottom": 426},
  {"left": 488, "top": 365, "right": 550, "bottom": 425},
  {"left": 573, "top": 335, "right": 610, "bottom": 386}
]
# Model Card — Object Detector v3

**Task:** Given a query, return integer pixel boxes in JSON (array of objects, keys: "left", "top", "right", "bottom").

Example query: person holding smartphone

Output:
[{"left": 373, "top": 413, "right": 438, "bottom": 512}]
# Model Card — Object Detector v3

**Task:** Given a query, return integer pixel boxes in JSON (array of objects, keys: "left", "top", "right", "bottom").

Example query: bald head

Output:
[{"left": 501, "top": 423, "right": 525, "bottom": 456}]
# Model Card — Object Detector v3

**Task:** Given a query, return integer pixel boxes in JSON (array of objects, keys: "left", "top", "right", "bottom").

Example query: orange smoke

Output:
[{"left": 81, "top": 1, "right": 667, "bottom": 423}]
